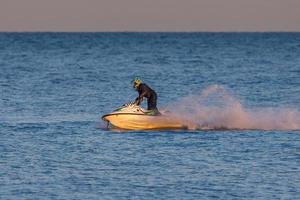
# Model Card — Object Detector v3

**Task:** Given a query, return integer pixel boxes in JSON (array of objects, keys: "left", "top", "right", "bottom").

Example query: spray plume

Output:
[{"left": 165, "top": 85, "right": 300, "bottom": 130}]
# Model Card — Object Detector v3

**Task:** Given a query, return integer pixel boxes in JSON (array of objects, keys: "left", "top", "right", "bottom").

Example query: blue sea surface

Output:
[{"left": 0, "top": 32, "right": 300, "bottom": 199}]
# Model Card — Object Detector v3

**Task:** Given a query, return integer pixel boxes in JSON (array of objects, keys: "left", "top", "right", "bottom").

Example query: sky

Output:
[{"left": 0, "top": 0, "right": 299, "bottom": 32}]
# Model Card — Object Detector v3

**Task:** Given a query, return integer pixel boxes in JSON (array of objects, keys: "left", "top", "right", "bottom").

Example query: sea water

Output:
[{"left": 0, "top": 33, "right": 300, "bottom": 199}]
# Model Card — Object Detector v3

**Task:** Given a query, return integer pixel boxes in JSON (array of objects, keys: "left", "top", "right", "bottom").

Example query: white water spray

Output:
[{"left": 165, "top": 85, "right": 300, "bottom": 130}]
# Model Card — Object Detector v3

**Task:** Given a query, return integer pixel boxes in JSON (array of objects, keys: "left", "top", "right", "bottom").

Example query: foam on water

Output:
[{"left": 166, "top": 85, "right": 300, "bottom": 130}]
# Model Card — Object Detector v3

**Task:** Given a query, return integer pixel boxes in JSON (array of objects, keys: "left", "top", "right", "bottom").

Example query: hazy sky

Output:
[{"left": 0, "top": 0, "right": 299, "bottom": 32}]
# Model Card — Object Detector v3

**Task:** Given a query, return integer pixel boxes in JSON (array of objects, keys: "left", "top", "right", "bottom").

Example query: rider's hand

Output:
[{"left": 134, "top": 97, "right": 144, "bottom": 106}]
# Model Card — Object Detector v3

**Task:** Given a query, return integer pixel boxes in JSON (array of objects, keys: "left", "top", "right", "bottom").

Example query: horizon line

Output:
[{"left": 0, "top": 31, "right": 300, "bottom": 33}]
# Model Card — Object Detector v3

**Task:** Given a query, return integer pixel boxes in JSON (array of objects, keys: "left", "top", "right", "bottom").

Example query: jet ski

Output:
[{"left": 102, "top": 103, "right": 188, "bottom": 130}]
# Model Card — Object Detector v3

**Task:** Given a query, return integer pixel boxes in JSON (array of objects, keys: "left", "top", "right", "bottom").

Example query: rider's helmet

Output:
[{"left": 132, "top": 77, "right": 142, "bottom": 89}]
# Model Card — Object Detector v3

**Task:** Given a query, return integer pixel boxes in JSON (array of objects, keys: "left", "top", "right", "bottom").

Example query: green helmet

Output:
[{"left": 132, "top": 77, "right": 142, "bottom": 89}]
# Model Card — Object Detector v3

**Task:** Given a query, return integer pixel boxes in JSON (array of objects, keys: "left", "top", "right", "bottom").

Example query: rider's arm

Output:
[
  {"left": 135, "top": 93, "right": 145, "bottom": 105},
  {"left": 135, "top": 90, "right": 147, "bottom": 105}
]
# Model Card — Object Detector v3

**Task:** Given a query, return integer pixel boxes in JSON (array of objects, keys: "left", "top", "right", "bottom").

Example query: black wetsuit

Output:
[{"left": 135, "top": 83, "right": 158, "bottom": 111}]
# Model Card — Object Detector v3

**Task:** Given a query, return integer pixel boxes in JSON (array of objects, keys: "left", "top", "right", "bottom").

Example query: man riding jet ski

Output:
[
  {"left": 101, "top": 78, "right": 189, "bottom": 130},
  {"left": 132, "top": 78, "right": 161, "bottom": 115}
]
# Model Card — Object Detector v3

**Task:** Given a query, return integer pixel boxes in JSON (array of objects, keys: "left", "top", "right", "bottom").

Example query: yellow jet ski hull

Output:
[{"left": 102, "top": 113, "right": 187, "bottom": 130}]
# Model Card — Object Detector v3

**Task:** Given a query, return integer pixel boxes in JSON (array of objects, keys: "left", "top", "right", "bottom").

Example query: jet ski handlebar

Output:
[{"left": 122, "top": 102, "right": 138, "bottom": 107}]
